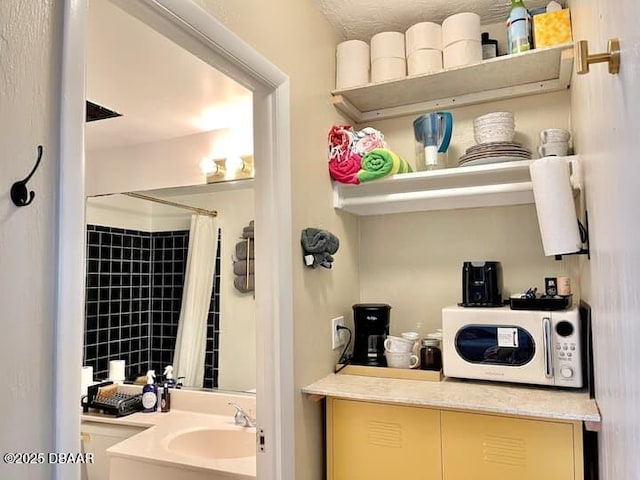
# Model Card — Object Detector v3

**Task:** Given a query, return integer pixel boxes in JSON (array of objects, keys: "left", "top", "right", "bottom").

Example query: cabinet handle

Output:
[
  {"left": 80, "top": 432, "right": 90, "bottom": 442},
  {"left": 575, "top": 38, "right": 620, "bottom": 75}
]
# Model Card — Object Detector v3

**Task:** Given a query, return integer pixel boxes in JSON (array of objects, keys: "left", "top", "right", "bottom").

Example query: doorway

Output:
[{"left": 58, "top": 1, "right": 293, "bottom": 479}]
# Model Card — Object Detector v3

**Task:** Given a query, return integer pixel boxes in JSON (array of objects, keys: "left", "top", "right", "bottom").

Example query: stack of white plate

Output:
[{"left": 458, "top": 141, "right": 531, "bottom": 167}]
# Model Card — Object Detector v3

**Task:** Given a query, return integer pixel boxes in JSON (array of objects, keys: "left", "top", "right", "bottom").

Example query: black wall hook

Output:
[{"left": 11, "top": 145, "right": 43, "bottom": 207}]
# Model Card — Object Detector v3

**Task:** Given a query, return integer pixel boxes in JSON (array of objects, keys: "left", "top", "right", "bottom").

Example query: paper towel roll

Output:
[
  {"left": 405, "top": 22, "right": 442, "bottom": 55},
  {"left": 442, "top": 12, "right": 481, "bottom": 47},
  {"left": 108, "top": 360, "right": 125, "bottom": 383},
  {"left": 443, "top": 39, "right": 482, "bottom": 69},
  {"left": 81, "top": 366, "right": 93, "bottom": 397},
  {"left": 336, "top": 40, "right": 370, "bottom": 89},
  {"left": 371, "top": 31, "right": 405, "bottom": 60},
  {"left": 371, "top": 57, "right": 406, "bottom": 82},
  {"left": 530, "top": 157, "right": 582, "bottom": 256},
  {"left": 408, "top": 49, "right": 443, "bottom": 75}
]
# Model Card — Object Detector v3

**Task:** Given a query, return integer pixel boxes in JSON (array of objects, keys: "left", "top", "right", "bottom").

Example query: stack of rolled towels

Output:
[
  {"left": 234, "top": 220, "right": 255, "bottom": 293},
  {"left": 327, "top": 124, "right": 412, "bottom": 185}
]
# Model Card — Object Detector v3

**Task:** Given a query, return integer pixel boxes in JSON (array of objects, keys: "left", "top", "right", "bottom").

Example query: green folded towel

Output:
[{"left": 357, "top": 148, "right": 412, "bottom": 182}]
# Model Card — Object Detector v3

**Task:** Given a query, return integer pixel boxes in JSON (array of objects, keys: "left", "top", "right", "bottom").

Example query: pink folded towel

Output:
[{"left": 327, "top": 125, "right": 387, "bottom": 184}]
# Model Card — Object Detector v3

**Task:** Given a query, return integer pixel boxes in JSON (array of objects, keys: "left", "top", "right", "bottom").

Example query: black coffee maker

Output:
[{"left": 351, "top": 303, "right": 391, "bottom": 366}]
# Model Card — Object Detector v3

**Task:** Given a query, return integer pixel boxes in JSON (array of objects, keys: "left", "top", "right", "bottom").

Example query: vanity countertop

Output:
[
  {"left": 104, "top": 410, "right": 255, "bottom": 479},
  {"left": 302, "top": 374, "right": 601, "bottom": 424},
  {"left": 81, "top": 390, "right": 257, "bottom": 479}
]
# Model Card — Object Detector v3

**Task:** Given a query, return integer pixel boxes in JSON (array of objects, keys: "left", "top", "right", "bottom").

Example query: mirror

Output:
[
  {"left": 83, "top": 0, "right": 255, "bottom": 392},
  {"left": 83, "top": 182, "right": 256, "bottom": 392}
]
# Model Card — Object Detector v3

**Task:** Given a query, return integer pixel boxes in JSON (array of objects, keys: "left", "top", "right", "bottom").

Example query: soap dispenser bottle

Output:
[
  {"left": 163, "top": 365, "right": 176, "bottom": 388},
  {"left": 142, "top": 370, "right": 158, "bottom": 413}
]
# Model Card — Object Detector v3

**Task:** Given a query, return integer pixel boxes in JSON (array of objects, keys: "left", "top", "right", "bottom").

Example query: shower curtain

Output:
[{"left": 173, "top": 214, "right": 218, "bottom": 388}]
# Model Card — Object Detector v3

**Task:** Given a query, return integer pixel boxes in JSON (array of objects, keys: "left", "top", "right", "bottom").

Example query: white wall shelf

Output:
[
  {"left": 332, "top": 43, "right": 574, "bottom": 123},
  {"left": 333, "top": 160, "right": 537, "bottom": 216}
]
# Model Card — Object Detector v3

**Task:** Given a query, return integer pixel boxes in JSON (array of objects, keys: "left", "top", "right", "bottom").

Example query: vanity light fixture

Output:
[{"left": 203, "top": 155, "right": 254, "bottom": 184}]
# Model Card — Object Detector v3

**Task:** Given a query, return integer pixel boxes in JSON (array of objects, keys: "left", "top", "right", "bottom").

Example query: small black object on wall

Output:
[{"left": 11, "top": 145, "right": 43, "bottom": 207}]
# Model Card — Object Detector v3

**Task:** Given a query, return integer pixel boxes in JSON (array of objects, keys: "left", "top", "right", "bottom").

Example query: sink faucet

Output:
[{"left": 228, "top": 402, "right": 256, "bottom": 427}]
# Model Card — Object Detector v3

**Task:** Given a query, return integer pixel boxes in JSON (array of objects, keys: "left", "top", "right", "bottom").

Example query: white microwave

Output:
[{"left": 442, "top": 306, "right": 583, "bottom": 388}]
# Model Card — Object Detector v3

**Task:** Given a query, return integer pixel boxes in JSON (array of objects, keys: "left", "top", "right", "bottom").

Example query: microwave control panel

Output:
[{"left": 551, "top": 317, "right": 583, "bottom": 388}]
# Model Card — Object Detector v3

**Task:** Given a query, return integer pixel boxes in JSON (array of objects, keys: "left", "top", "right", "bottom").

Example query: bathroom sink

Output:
[{"left": 167, "top": 428, "right": 256, "bottom": 460}]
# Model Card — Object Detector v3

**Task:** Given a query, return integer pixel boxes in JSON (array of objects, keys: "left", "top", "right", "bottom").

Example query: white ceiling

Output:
[
  {"left": 314, "top": 0, "right": 558, "bottom": 40},
  {"left": 86, "top": 0, "right": 252, "bottom": 151}
]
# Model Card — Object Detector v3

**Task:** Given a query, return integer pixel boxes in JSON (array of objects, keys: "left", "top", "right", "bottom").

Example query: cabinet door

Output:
[
  {"left": 328, "top": 399, "right": 441, "bottom": 480},
  {"left": 80, "top": 422, "right": 146, "bottom": 480},
  {"left": 441, "top": 411, "right": 578, "bottom": 480}
]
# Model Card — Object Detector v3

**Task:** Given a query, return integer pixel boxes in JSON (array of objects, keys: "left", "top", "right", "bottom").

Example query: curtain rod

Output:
[{"left": 124, "top": 192, "right": 218, "bottom": 217}]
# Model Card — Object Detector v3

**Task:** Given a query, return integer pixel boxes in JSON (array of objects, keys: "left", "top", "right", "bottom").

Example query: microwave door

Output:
[
  {"left": 450, "top": 324, "right": 553, "bottom": 386},
  {"left": 455, "top": 325, "right": 536, "bottom": 366}
]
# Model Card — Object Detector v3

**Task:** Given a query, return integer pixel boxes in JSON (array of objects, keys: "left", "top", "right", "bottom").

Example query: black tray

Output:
[{"left": 509, "top": 294, "right": 572, "bottom": 311}]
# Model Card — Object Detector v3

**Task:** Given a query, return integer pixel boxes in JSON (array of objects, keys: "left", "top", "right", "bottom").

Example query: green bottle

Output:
[{"left": 507, "top": 0, "right": 532, "bottom": 54}]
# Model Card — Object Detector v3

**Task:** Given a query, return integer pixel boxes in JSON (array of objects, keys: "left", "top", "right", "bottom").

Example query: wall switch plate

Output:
[{"left": 332, "top": 316, "right": 346, "bottom": 350}]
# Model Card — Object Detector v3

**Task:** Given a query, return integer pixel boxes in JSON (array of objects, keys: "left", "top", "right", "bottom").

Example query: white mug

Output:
[
  {"left": 385, "top": 351, "right": 420, "bottom": 369},
  {"left": 540, "top": 128, "right": 571, "bottom": 144},
  {"left": 538, "top": 141, "right": 569, "bottom": 157},
  {"left": 401, "top": 331, "right": 420, "bottom": 341},
  {"left": 384, "top": 335, "right": 415, "bottom": 353}
]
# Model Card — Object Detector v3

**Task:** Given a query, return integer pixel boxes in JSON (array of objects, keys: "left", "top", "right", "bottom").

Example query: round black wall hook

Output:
[{"left": 11, "top": 145, "right": 43, "bottom": 207}]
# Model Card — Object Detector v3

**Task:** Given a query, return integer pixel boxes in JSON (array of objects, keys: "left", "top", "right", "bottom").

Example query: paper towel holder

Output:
[{"left": 554, "top": 211, "right": 591, "bottom": 261}]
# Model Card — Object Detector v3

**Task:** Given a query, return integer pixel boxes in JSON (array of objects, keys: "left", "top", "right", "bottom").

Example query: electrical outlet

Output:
[{"left": 331, "top": 316, "right": 346, "bottom": 350}]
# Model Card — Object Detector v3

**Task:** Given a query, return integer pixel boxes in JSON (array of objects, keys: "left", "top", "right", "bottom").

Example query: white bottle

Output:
[{"left": 164, "top": 365, "right": 176, "bottom": 387}]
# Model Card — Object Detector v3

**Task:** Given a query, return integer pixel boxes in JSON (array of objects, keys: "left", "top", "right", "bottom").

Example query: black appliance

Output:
[
  {"left": 461, "top": 261, "right": 503, "bottom": 307},
  {"left": 351, "top": 303, "right": 391, "bottom": 367}
]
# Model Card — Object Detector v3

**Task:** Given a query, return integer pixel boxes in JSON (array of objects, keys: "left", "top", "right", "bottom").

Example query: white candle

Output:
[{"left": 108, "top": 360, "right": 125, "bottom": 383}]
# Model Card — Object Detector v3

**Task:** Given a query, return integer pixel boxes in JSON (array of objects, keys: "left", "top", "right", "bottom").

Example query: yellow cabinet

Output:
[
  {"left": 441, "top": 411, "right": 583, "bottom": 480},
  {"left": 326, "top": 399, "right": 585, "bottom": 480},
  {"left": 327, "top": 398, "right": 442, "bottom": 480}
]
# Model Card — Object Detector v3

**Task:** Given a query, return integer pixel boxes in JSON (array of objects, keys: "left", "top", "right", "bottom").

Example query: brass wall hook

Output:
[{"left": 576, "top": 38, "right": 620, "bottom": 75}]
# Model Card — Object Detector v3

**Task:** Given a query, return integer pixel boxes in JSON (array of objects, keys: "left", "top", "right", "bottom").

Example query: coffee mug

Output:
[
  {"left": 384, "top": 335, "right": 415, "bottom": 353},
  {"left": 540, "top": 128, "right": 571, "bottom": 144},
  {"left": 538, "top": 141, "right": 569, "bottom": 157},
  {"left": 385, "top": 351, "right": 419, "bottom": 369},
  {"left": 401, "top": 331, "right": 420, "bottom": 341}
]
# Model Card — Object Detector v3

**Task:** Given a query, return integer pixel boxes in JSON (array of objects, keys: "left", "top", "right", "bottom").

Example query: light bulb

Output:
[
  {"left": 199, "top": 158, "right": 217, "bottom": 175},
  {"left": 225, "top": 156, "right": 245, "bottom": 172}
]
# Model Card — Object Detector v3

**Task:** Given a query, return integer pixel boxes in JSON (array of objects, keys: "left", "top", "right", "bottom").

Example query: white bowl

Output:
[
  {"left": 474, "top": 123, "right": 515, "bottom": 143},
  {"left": 474, "top": 111, "right": 514, "bottom": 124}
]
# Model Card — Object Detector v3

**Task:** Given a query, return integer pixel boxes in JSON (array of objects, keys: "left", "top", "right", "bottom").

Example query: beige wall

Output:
[
  {"left": 358, "top": 91, "right": 578, "bottom": 336},
  {"left": 193, "top": 2, "right": 358, "bottom": 477},
  {"left": 0, "top": 2, "right": 63, "bottom": 478}
]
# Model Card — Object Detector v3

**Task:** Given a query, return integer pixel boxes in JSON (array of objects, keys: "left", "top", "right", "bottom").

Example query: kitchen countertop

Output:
[{"left": 302, "top": 374, "right": 601, "bottom": 424}]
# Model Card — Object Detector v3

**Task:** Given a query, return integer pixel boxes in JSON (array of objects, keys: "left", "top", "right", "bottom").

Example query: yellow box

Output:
[{"left": 533, "top": 9, "right": 572, "bottom": 48}]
